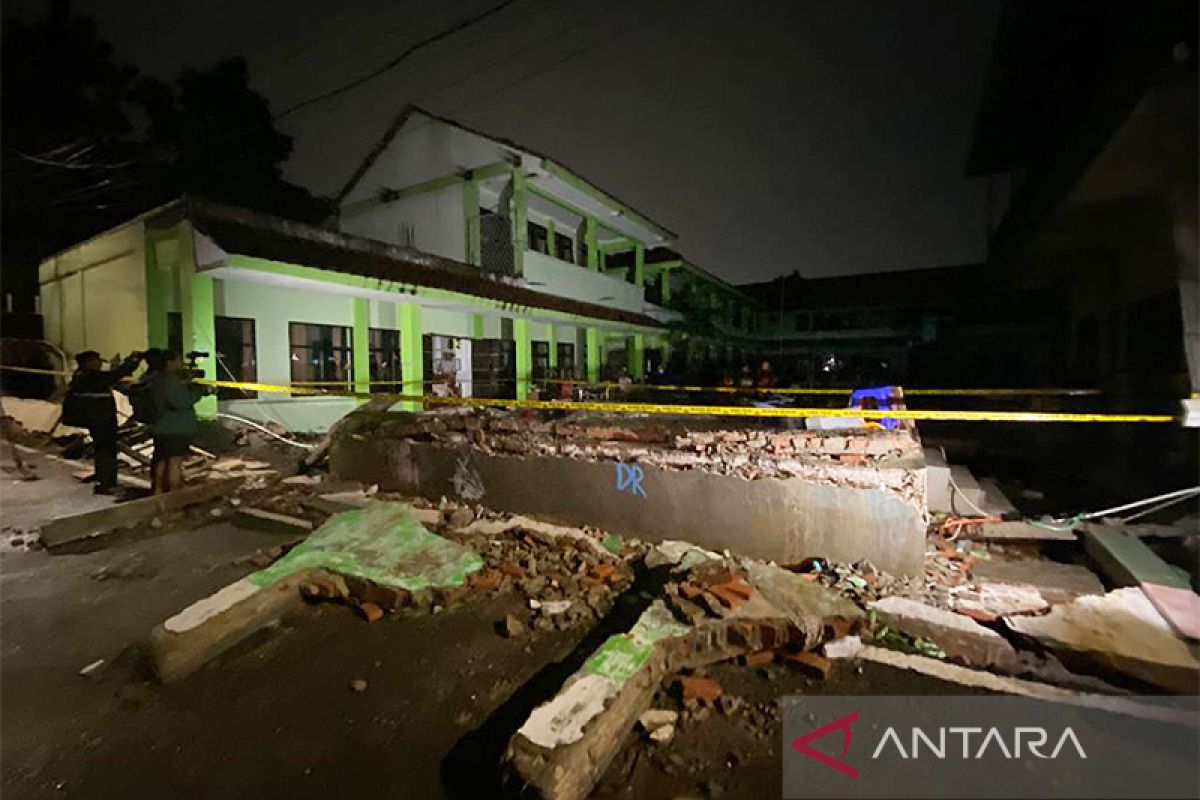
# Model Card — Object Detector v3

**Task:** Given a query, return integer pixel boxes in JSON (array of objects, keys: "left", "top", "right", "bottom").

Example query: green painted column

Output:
[
  {"left": 586, "top": 328, "right": 601, "bottom": 383},
  {"left": 463, "top": 179, "right": 480, "bottom": 266},
  {"left": 585, "top": 218, "right": 599, "bottom": 271},
  {"left": 547, "top": 324, "right": 558, "bottom": 368},
  {"left": 144, "top": 234, "right": 167, "bottom": 348},
  {"left": 510, "top": 170, "right": 527, "bottom": 277},
  {"left": 661, "top": 269, "right": 672, "bottom": 305},
  {"left": 627, "top": 333, "right": 645, "bottom": 380},
  {"left": 188, "top": 273, "right": 217, "bottom": 420},
  {"left": 471, "top": 313, "right": 484, "bottom": 339},
  {"left": 633, "top": 243, "right": 645, "bottom": 288},
  {"left": 544, "top": 218, "right": 555, "bottom": 257},
  {"left": 514, "top": 318, "right": 531, "bottom": 399},
  {"left": 399, "top": 302, "right": 423, "bottom": 412},
  {"left": 352, "top": 298, "right": 371, "bottom": 398}
]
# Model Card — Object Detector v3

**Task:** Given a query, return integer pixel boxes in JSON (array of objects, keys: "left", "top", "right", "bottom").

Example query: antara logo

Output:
[
  {"left": 791, "top": 713, "right": 1088, "bottom": 779},
  {"left": 871, "top": 726, "right": 1087, "bottom": 760}
]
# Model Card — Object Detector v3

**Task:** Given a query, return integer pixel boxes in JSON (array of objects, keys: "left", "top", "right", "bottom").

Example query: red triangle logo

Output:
[{"left": 791, "top": 710, "right": 859, "bottom": 779}]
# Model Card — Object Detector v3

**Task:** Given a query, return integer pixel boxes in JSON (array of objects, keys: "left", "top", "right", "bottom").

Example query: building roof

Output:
[
  {"left": 149, "top": 198, "right": 664, "bottom": 329},
  {"left": 336, "top": 104, "right": 677, "bottom": 240}
]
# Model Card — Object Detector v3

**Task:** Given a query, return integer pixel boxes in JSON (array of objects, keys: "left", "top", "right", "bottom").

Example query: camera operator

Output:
[
  {"left": 145, "top": 348, "right": 204, "bottom": 494},
  {"left": 63, "top": 350, "right": 144, "bottom": 495}
]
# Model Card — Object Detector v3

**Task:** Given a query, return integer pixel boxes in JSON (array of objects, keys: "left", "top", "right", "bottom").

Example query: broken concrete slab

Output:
[
  {"left": 39, "top": 478, "right": 241, "bottom": 549},
  {"left": 973, "top": 520, "right": 1078, "bottom": 542},
  {"left": 971, "top": 555, "right": 1104, "bottom": 604},
  {"left": 148, "top": 569, "right": 317, "bottom": 683},
  {"left": 1083, "top": 525, "right": 1191, "bottom": 589},
  {"left": 1004, "top": 587, "right": 1200, "bottom": 693},
  {"left": 952, "top": 581, "right": 1049, "bottom": 619},
  {"left": 147, "top": 503, "right": 483, "bottom": 681},
  {"left": 505, "top": 577, "right": 826, "bottom": 800},
  {"left": 332, "top": 419, "right": 928, "bottom": 576},
  {"left": 845, "top": 645, "right": 1199, "bottom": 727},
  {"left": 741, "top": 559, "right": 863, "bottom": 637},
  {"left": 871, "top": 595, "right": 1018, "bottom": 670}
]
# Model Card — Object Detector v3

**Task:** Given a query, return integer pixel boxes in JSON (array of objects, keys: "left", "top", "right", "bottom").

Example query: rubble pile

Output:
[
  {"left": 338, "top": 407, "right": 925, "bottom": 504},
  {"left": 469, "top": 517, "right": 635, "bottom": 635}
]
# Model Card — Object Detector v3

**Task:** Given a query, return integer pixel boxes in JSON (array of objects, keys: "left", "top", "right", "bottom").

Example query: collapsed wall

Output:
[{"left": 330, "top": 409, "right": 928, "bottom": 576}]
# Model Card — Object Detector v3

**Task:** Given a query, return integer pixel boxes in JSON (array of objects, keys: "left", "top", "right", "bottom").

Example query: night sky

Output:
[{"left": 4, "top": 0, "right": 1000, "bottom": 283}]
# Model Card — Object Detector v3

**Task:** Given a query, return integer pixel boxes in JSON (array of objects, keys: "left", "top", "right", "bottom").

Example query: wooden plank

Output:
[
  {"left": 40, "top": 478, "right": 241, "bottom": 548},
  {"left": 1083, "top": 525, "right": 1191, "bottom": 590},
  {"left": 974, "top": 520, "right": 1077, "bottom": 542}
]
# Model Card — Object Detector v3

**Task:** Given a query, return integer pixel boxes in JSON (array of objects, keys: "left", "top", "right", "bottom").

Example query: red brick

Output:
[
  {"left": 741, "top": 650, "right": 774, "bottom": 667},
  {"left": 784, "top": 650, "right": 832, "bottom": 679},
  {"left": 679, "top": 675, "right": 723, "bottom": 703},
  {"left": 357, "top": 602, "right": 384, "bottom": 623}
]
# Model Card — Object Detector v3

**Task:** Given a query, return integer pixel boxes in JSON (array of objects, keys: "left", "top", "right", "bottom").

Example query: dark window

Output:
[
  {"left": 472, "top": 339, "right": 515, "bottom": 399},
  {"left": 369, "top": 328, "right": 402, "bottom": 390},
  {"left": 527, "top": 221, "right": 548, "bottom": 254},
  {"left": 532, "top": 341, "right": 550, "bottom": 382},
  {"left": 556, "top": 342, "right": 576, "bottom": 379},
  {"left": 1126, "top": 291, "right": 1184, "bottom": 374},
  {"left": 214, "top": 316, "right": 257, "bottom": 400},
  {"left": 167, "top": 311, "right": 183, "bottom": 356},
  {"left": 289, "top": 323, "right": 353, "bottom": 391},
  {"left": 554, "top": 232, "right": 574, "bottom": 263}
]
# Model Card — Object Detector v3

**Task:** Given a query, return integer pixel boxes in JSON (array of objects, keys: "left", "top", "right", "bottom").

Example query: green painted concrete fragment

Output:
[
  {"left": 584, "top": 635, "right": 654, "bottom": 685},
  {"left": 602, "top": 533, "right": 623, "bottom": 555},
  {"left": 584, "top": 601, "right": 688, "bottom": 686},
  {"left": 246, "top": 503, "right": 483, "bottom": 591}
]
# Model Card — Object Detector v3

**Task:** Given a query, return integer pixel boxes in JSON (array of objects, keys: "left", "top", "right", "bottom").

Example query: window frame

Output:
[
  {"left": 214, "top": 315, "right": 258, "bottom": 400},
  {"left": 288, "top": 322, "right": 354, "bottom": 394}
]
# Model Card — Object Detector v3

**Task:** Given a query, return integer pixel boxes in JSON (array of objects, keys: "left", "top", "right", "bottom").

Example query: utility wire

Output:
[{"left": 274, "top": 0, "right": 525, "bottom": 120}]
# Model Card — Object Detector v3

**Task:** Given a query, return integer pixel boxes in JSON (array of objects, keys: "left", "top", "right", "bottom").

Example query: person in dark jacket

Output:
[
  {"left": 64, "top": 350, "right": 142, "bottom": 494},
  {"left": 147, "top": 349, "right": 202, "bottom": 493}
]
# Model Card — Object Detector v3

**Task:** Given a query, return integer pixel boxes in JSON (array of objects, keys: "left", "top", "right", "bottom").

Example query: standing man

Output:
[
  {"left": 63, "top": 350, "right": 142, "bottom": 494},
  {"left": 147, "top": 349, "right": 202, "bottom": 493}
]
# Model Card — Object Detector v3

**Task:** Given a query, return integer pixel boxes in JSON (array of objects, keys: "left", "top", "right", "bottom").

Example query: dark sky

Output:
[{"left": 6, "top": 0, "right": 1000, "bottom": 283}]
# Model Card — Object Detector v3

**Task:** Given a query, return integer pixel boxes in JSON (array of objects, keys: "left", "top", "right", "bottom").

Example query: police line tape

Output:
[
  {"left": 0, "top": 364, "right": 1176, "bottom": 423},
  {"left": 192, "top": 377, "right": 1178, "bottom": 424}
]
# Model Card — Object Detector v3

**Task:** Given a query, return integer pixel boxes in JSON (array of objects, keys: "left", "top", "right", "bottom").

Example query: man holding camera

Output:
[{"left": 63, "top": 350, "right": 144, "bottom": 494}]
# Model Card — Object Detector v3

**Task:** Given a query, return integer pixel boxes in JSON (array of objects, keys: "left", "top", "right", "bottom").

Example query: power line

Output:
[{"left": 274, "top": 0, "right": 526, "bottom": 120}]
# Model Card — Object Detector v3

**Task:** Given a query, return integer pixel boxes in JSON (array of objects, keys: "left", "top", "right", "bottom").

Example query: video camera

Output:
[{"left": 184, "top": 351, "right": 216, "bottom": 395}]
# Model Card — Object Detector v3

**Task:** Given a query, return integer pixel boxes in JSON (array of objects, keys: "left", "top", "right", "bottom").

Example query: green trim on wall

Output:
[
  {"left": 398, "top": 303, "right": 423, "bottom": 412},
  {"left": 585, "top": 218, "right": 599, "bottom": 271},
  {"left": 633, "top": 243, "right": 645, "bottom": 288},
  {"left": 463, "top": 179, "right": 480, "bottom": 266},
  {"left": 627, "top": 333, "right": 645, "bottom": 380},
  {"left": 188, "top": 272, "right": 218, "bottom": 419},
  {"left": 547, "top": 324, "right": 558, "bottom": 368},
  {"left": 471, "top": 313, "right": 484, "bottom": 339},
  {"left": 586, "top": 328, "right": 601, "bottom": 382},
  {"left": 598, "top": 239, "right": 636, "bottom": 255},
  {"left": 143, "top": 232, "right": 167, "bottom": 348},
  {"left": 352, "top": 298, "right": 371, "bottom": 397},
  {"left": 510, "top": 168, "right": 528, "bottom": 278},
  {"left": 513, "top": 317, "right": 531, "bottom": 400},
  {"left": 221, "top": 254, "right": 663, "bottom": 336}
]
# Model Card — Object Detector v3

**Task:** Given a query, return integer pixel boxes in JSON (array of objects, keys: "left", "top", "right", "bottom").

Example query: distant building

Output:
[{"left": 964, "top": 2, "right": 1198, "bottom": 398}]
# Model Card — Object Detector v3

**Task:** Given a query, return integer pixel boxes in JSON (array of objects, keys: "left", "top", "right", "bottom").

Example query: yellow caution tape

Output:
[
  {"left": 194, "top": 378, "right": 1177, "bottom": 424},
  {"left": 0, "top": 364, "right": 1175, "bottom": 423},
  {"left": 541, "top": 380, "right": 1103, "bottom": 397}
]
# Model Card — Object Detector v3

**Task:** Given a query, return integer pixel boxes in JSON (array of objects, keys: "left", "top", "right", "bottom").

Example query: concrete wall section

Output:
[
  {"left": 522, "top": 251, "right": 645, "bottom": 314},
  {"left": 331, "top": 439, "right": 926, "bottom": 577}
]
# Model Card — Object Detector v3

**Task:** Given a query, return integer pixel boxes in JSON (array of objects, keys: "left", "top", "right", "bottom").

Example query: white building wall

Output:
[
  {"left": 340, "top": 185, "right": 465, "bottom": 261},
  {"left": 521, "top": 251, "right": 646, "bottom": 314}
]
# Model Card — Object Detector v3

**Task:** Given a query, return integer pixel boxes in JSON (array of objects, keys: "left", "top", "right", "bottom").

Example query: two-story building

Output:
[{"left": 36, "top": 106, "right": 687, "bottom": 431}]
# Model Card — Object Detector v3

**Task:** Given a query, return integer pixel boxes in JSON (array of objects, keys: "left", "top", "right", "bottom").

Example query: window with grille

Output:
[
  {"left": 289, "top": 322, "right": 352, "bottom": 392},
  {"left": 214, "top": 316, "right": 257, "bottom": 399},
  {"left": 532, "top": 341, "right": 550, "bottom": 382}
]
